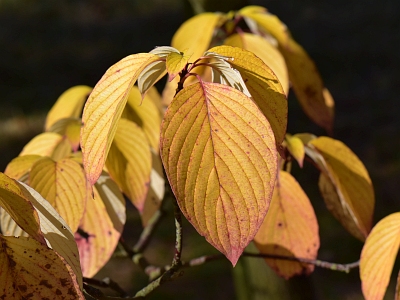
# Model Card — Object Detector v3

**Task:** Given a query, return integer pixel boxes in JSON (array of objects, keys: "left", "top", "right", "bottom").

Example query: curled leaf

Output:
[{"left": 285, "top": 135, "right": 305, "bottom": 167}]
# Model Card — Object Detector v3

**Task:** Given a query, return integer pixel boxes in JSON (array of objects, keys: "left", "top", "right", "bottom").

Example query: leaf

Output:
[
  {"left": 360, "top": 212, "right": 400, "bottom": 300},
  {"left": 293, "top": 132, "right": 317, "bottom": 145},
  {"left": 76, "top": 173, "right": 126, "bottom": 278},
  {"left": 4, "top": 155, "right": 42, "bottom": 180},
  {"left": 81, "top": 53, "right": 160, "bottom": 186},
  {"left": 0, "top": 235, "right": 83, "bottom": 299},
  {"left": 19, "top": 132, "right": 71, "bottom": 161},
  {"left": 396, "top": 270, "right": 400, "bottom": 300},
  {"left": 206, "top": 45, "right": 287, "bottom": 148},
  {"left": 29, "top": 157, "right": 88, "bottom": 232},
  {"left": 224, "top": 33, "right": 289, "bottom": 95},
  {"left": 137, "top": 60, "right": 167, "bottom": 97},
  {"left": 307, "top": 137, "right": 374, "bottom": 240},
  {"left": 166, "top": 51, "right": 191, "bottom": 81},
  {"left": 160, "top": 82, "right": 277, "bottom": 265},
  {"left": 254, "top": 170, "right": 319, "bottom": 278},
  {"left": 0, "top": 173, "right": 46, "bottom": 245},
  {"left": 238, "top": 6, "right": 334, "bottom": 133},
  {"left": 45, "top": 85, "right": 92, "bottom": 130},
  {"left": 47, "top": 117, "right": 82, "bottom": 152},
  {"left": 105, "top": 118, "right": 151, "bottom": 212},
  {"left": 285, "top": 135, "right": 305, "bottom": 167},
  {"left": 122, "top": 86, "right": 162, "bottom": 150}
]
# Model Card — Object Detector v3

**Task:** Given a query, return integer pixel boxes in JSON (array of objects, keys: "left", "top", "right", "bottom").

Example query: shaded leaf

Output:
[
  {"left": 4, "top": 155, "right": 41, "bottom": 180},
  {"left": 19, "top": 132, "right": 71, "bottom": 161},
  {"left": 47, "top": 117, "right": 82, "bottom": 152},
  {"left": 166, "top": 51, "right": 191, "bottom": 81},
  {"left": 0, "top": 235, "right": 83, "bottom": 299},
  {"left": 293, "top": 132, "right": 317, "bottom": 145},
  {"left": 76, "top": 173, "right": 126, "bottom": 277},
  {"left": 29, "top": 157, "right": 88, "bottom": 232},
  {"left": 207, "top": 45, "right": 287, "bottom": 148},
  {"left": 81, "top": 53, "right": 159, "bottom": 186},
  {"left": 254, "top": 170, "right": 319, "bottom": 278},
  {"left": 396, "top": 270, "right": 400, "bottom": 300},
  {"left": 224, "top": 33, "right": 289, "bottom": 95},
  {"left": 161, "top": 82, "right": 277, "bottom": 265},
  {"left": 360, "top": 212, "right": 400, "bottom": 300},
  {"left": 239, "top": 6, "right": 334, "bottom": 133},
  {"left": 105, "top": 119, "right": 151, "bottom": 212},
  {"left": 137, "top": 60, "right": 167, "bottom": 97},
  {"left": 285, "top": 135, "right": 305, "bottom": 167},
  {"left": 45, "top": 85, "right": 92, "bottom": 130},
  {"left": 308, "top": 137, "right": 375, "bottom": 240}
]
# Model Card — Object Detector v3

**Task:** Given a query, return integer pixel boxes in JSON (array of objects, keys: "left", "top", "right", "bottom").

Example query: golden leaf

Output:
[
  {"left": 4, "top": 155, "right": 41, "bottom": 180},
  {"left": 285, "top": 134, "right": 305, "bottom": 167},
  {"left": 166, "top": 51, "right": 191, "bottom": 81}
]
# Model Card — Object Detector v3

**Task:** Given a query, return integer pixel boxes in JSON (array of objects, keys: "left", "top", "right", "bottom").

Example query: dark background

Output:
[{"left": 1, "top": 0, "right": 399, "bottom": 299}]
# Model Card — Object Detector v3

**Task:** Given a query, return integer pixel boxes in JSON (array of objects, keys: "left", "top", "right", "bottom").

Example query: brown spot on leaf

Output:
[
  {"left": 304, "top": 86, "right": 317, "bottom": 99},
  {"left": 17, "top": 285, "right": 27, "bottom": 292},
  {"left": 55, "top": 289, "right": 62, "bottom": 295},
  {"left": 39, "top": 280, "right": 53, "bottom": 289},
  {"left": 8, "top": 258, "right": 16, "bottom": 268},
  {"left": 45, "top": 264, "right": 51, "bottom": 269},
  {"left": 35, "top": 248, "right": 40, "bottom": 254},
  {"left": 60, "top": 278, "right": 68, "bottom": 286}
]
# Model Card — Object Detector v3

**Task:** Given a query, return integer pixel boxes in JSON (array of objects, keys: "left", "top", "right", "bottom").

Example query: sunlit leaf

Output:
[
  {"left": 254, "top": 170, "right": 319, "bottom": 278},
  {"left": 81, "top": 53, "right": 160, "bottom": 186},
  {"left": 166, "top": 51, "right": 191, "bottom": 81},
  {"left": 206, "top": 45, "right": 287, "bottom": 148},
  {"left": 48, "top": 117, "right": 82, "bottom": 152},
  {"left": 0, "top": 236, "right": 83, "bottom": 299},
  {"left": 76, "top": 173, "right": 126, "bottom": 278},
  {"left": 45, "top": 85, "right": 92, "bottom": 130},
  {"left": 238, "top": 6, "right": 334, "bottom": 133},
  {"left": 29, "top": 157, "right": 88, "bottom": 232},
  {"left": 0, "top": 173, "right": 46, "bottom": 245},
  {"left": 360, "top": 213, "right": 400, "bottom": 300},
  {"left": 161, "top": 82, "right": 277, "bottom": 265},
  {"left": 293, "top": 132, "right": 317, "bottom": 145},
  {"left": 105, "top": 119, "right": 151, "bottom": 212},
  {"left": 4, "top": 155, "right": 41, "bottom": 180},
  {"left": 122, "top": 86, "right": 162, "bottom": 150},
  {"left": 308, "top": 136, "right": 374, "bottom": 241},
  {"left": 19, "top": 132, "right": 71, "bottom": 161},
  {"left": 285, "top": 135, "right": 305, "bottom": 167},
  {"left": 224, "top": 33, "right": 289, "bottom": 95}
]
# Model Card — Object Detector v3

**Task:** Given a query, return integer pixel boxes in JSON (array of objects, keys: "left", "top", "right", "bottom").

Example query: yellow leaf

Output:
[
  {"left": 166, "top": 51, "right": 191, "bottom": 81},
  {"left": 239, "top": 6, "right": 334, "bottom": 133},
  {"left": 122, "top": 86, "right": 162, "bottom": 150},
  {"left": 45, "top": 85, "right": 92, "bottom": 130},
  {"left": 106, "top": 118, "right": 151, "bottom": 212},
  {"left": 254, "top": 170, "right": 319, "bottom": 278},
  {"left": 285, "top": 135, "right": 305, "bottom": 167},
  {"left": 172, "top": 13, "right": 226, "bottom": 60},
  {"left": 161, "top": 82, "right": 277, "bottom": 265},
  {"left": 19, "top": 132, "right": 71, "bottom": 161},
  {"left": 81, "top": 53, "right": 159, "bottom": 186},
  {"left": 360, "top": 213, "right": 400, "bottom": 300},
  {"left": 293, "top": 132, "right": 317, "bottom": 145},
  {"left": 29, "top": 157, "right": 88, "bottom": 232},
  {"left": 48, "top": 117, "right": 82, "bottom": 152},
  {"left": 4, "top": 155, "right": 41, "bottom": 180},
  {"left": 309, "top": 136, "right": 374, "bottom": 240},
  {"left": 0, "top": 236, "right": 83, "bottom": 299},
  {"left": 76, "top": 173, "right": 126, "bottom": 277},
  {"left": 224, "top": 33, "right": 289, "bottom": 95},
  {"left": 0, "top": 173, "right": 46, "bottom": 245},
  {"left": 207, "top": 45, "right": 287, "bottom": 148}
]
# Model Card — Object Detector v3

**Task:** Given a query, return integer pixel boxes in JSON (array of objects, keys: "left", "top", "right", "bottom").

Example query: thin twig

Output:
[{"left": 133, "top": 209, "right": 164, "bottom": 253}]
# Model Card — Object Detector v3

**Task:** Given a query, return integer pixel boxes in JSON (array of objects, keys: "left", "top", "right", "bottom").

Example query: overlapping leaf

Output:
[
  {"left": 29, "top": 157, "right": 88, "bottom": 232},
  {"left": 206, "top": 46, "right": 287, "bottom": 148},
  {"left": 48, "top": 117, "right": 82, "bottom": 152},
  {"left": 76, "top": 173, "right": 126, "bottom": 278},
  {"left": 224, "top": 33, "right": 289, "bottom": 95},
  {"left": 254, "top": 170, "right": 319, "bottom": 278},
  {"left": 161, "top": 81, "right": 277, "bottom": 265},
  {"left": 4, "top": 155, "right": 41, "bottom": 180},
  {"left": 307, "top": 136, "right": 374, "bottom": 241},
  {"left": 285, "top": 134, "right": 305, "bottom": 167},
  {"left": 166, "top": 51, "right": 191, "bottom": 81},
  {"left": 360, "top": 212, "right": 400, "bottom": 300},
  {"left": 238, "top": 6, "right": 334, "bottom": 133},
  {"left": 0, "top": 236, "right": 83, "bottom": 300},
  {"left": 81, "top": 53, "right": 160, "bottom": 185},
  {"left": 45, "top": 85, "right": 92, "bottom": 130},
  {"left": 105, "top": 118, "right": 151, "bottom": 212}
]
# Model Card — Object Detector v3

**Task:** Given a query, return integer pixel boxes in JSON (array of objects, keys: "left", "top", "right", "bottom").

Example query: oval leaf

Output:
[
  {"left": 105, "top": 119, "right": 151, "bottom": 212},
  {"left": 207, "top": 45, "right": 287, "bottom": 148},
  {"left": 309, "top": 136, "right": 375, "bottom": 240},
  {"left": 4, "top": 155, "right": 42, "bottom": 180},
  {"left": 81, "top": 53, "right": 159, "bottom": 186},
  {"left": 45, "top": 85, "right": 92, "bottom": 130},
  {"left": 29, "top": 157, "right": 88, "bottom": 232},
  {"left": 76, "top": 173, "right": 126, "bottom": 277},
  {"left": 48, "top": 118, "right": 82, "bottom": 152},
  {"left": 166, "top": 51, "right": 191, "bottom": 81},
  {"left": 360, "top": 212, "right": 400, "bottom": 300},
  {"left": 0, "top": 235, "right": 83, "bottom": 299},
  {"left": 254, "top": 170, "right": 319, "bottom": 278},
  {"left": 285, "top": 135, "right": 305, "bottom": 167},
  {"left": 160, "top": 82, "right": 277, "bottom": 265}
]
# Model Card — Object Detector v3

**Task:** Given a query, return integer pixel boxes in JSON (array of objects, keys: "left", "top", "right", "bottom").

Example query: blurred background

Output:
[{"left": 1, "top": 0, "right": 399, "bottom": 299}]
